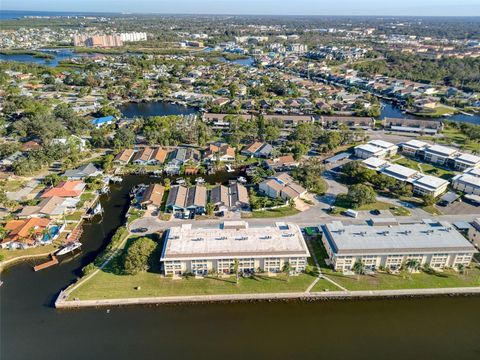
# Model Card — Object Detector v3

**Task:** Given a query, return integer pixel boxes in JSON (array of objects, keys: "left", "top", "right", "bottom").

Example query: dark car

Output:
[
  {"left": 370, "top": 209, "right": 381, "bottom": 215},
  {"left": 131, "top": 227, "right": 148, "bottom": 233}
]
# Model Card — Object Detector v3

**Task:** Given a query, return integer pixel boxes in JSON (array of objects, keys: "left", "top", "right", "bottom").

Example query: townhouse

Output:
[
  {"left": 204, "top": 142, "right": 236, "bottom": 162},
  {"left": 140, "top": 183, "right": 165, "bottom": 212},
  {"left": 210, "top": 183, "right": 250, "bottom": 212},
  {"left": 114, "top": 149, "right": 135, "bottom": 165},
  {"left": 264, "top": 155, "right": 300, "bottom": 171},
  {"left": 259, "top": 172, "right": 307, "bottom": 201},
  {"left": 165, "top": 185, "right": 206, "bottom": 214}
]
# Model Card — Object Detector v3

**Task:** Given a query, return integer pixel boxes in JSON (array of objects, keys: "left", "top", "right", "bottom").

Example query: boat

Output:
[
  {"left": 110, "top": 176, "right": 123, "bottom": 183},
  {"left": 151, "top": 170, "right": 163, "bottom": 177},
  {"left": 176, "top": 178, "right": 186, "bottom": 185},
  {"left": 195, "top": 177, "right": 205, "bottom": 184},
  {"left": 100, "top": 185, "right": 110, "bottom": 194},
  {"left": 237, "top": 176, "right": 247, "bottom": 184},
  {"left": 225, "top": 164, "right": 235, "bottom": 173},
  {"left": 56, "top": 242, "right": 82, "bottom": 256},
  {"left": 92, "top": 203, "right": 103, "bottom": 215}
]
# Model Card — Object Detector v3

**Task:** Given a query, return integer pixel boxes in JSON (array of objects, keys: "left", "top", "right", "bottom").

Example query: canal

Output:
[
  {"left": 1, "top": 175, "right": 480, "bottom": 360},
  {"left": 0, "top": 49, "right": 99, "bottom": 67}
]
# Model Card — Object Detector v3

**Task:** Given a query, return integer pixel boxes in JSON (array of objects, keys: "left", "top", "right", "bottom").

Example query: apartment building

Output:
[
  {"left": 452, "top": 167, "right": 480, "bottom": 195},
  {"left": 321, "top": 220, "right": 476, "bottom": 272},
  {"left": 354, "top": 140, "right": 398, "bottom": 159},
  {"left": 160, "top": 221, "right": 310, "bottom": 276}
]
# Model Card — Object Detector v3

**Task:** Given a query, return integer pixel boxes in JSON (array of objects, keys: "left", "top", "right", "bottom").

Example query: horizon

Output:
[
  {"left": 3, "top": 9, "right": 480, "bottom": 18},
  {"left": 2, "top": 0, "right": 480, "bottom": 17}
]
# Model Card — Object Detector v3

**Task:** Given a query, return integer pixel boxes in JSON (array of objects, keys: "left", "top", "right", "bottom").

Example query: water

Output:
[
  {"left": 380, "top": 101, "right": 480, "bottom": 125},
  {"left": 119, "top": 101, "right": 198, "bottom": 118},
  {"left": 0, "top": 49, "right": 98, "bottom": 67},
  {"left": 1, "top": 174, "right": 480, "bottom": 360},
  {"left": 216, "top": 56, "right": 255, "bottom": 67},
  {"left": 0, "top": 10, "right": 117, "bottom": 20}
]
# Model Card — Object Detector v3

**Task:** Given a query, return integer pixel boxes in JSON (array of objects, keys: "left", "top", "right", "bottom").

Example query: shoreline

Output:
[
  {"left": 55, "top": 286, "right": 480, "bottom": 309},
  {"left": 0, "top": 251, "right": 54, "bottom": 272}
]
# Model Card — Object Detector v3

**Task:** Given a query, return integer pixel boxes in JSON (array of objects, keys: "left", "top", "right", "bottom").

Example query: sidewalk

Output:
[{"left": 55, "top": 286, "right": 480, "bottom": 309}]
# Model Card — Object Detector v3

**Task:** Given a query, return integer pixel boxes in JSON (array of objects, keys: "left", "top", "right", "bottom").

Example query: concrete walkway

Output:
[{"left": 55, "top": 287, "right": 480, "bottom": 309}]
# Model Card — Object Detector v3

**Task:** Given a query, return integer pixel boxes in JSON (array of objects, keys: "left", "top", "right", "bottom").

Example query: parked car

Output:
[{"left": 131, "top": 227, "right": 148, "bottom": 233}]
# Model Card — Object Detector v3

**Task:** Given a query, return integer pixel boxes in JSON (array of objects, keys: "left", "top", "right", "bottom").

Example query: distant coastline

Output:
[{"left": 0, "top": 10, "right": 119, "bottom": 20}]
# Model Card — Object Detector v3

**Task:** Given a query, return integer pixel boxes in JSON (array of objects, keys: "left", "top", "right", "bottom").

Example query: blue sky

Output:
[{"left": 2, "top": 0, "right": 480, "bottom": 16}]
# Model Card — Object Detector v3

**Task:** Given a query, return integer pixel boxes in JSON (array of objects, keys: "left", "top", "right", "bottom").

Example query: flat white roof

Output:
[
  {"left": 368, "top": 140, "right": 397, "bottom": 149},
  {"left": 322, "top": 221, "right": 475, "bottom": 255},
  {"left": 413, "top": 175, "right": 449, "bottom": 190},
  {"left": 403, "top": 139, "right": 429, "bottom": 149},
  {"left": 425, "top": 144, "right": 457, "bottom": 157},
  {"left": 161, "top": 222, "right": 310, "bottom": 260},
  {"left": 453, "top": 174, "right": 480, "bottom": 187},
  {"left": 362, "top": 157, "right": 389, "bottom": 169},
  {"left": 381, "top": 164, "right": 418, "bottom": 180},
  {"left": 465, "top": 167, "right": 480, "bottom": 178},
  {"left": 355, "top": 144, "right": 385, "bottom": 154},
  {"left": 455, "top": 153, "right": 480, "bottom": 165}
]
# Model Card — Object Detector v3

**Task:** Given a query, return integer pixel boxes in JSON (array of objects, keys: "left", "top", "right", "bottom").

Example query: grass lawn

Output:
[
  {"left": 0, "top": 244, "right": 57, "bottom": 262},
  {"left": 127, "top": 209, "right": 145, "bottom": 224},
  {"left": 394, "top": 157, "right": 455, "bottom": 180},
  {"left": 414, "top": 105, "right": 456, "bottom": 118},
  {"left": 333, "top": 195, "right": 411, "bottom": 216},
  {"left": 65, "top": 211, "right": 84, "bottom": 221},
  {"left": 0, "top": 179, "right": 25, "bottom": 192},
  {"left": 309, "top": 236, "right": 480, "bottom": 292},
  {"left": 245, "top": 207, "right": 300, "bottom": 218}
]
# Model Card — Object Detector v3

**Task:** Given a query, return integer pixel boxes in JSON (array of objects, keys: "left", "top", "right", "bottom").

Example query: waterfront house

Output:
[
  {"left": 241, "top": 142, "right": 273, "bottom": 158},
  {"left": 259, "top": 173, "right": 307, "bottom": 201},
  {"left": 1, "top": 218, "right": 52, "bottom": 249},
  {"left": 91, "top": 115, "right": 115, "bottom": 129},
  {"left": 17, "top": 196, "right": 79, "bottom": 219},
  {"left": 185, "top": 185, "right": 207, "bottom": 214},
  {"left": 321, "top": 220, "right": 476, "bottom": 272},
  {"left": 204, "top": 142, "right": 236, "bottom": 162},
  {"left": 114, "top": 149, "right": 135, "bottom": 165},
  {"left": 133, "top": 147, "right": 155, "bottom": 165},
  {"left": 63, "top": 163, "right": 102, "bottom": 180},
  {"left": 140, "top": 183, "right": 165, "bottom": 212},
  {"left": 41, "top": 181, "right": 85, "bottom": 199},
  {"left": 160, "top": 221, "right": 310, "bottom": 276},
  {"left": 264, "top": 155, "right": 300, "bottom": 170},
  {"left": 165, "top": 185, "right": 188, "bottom": 212}
]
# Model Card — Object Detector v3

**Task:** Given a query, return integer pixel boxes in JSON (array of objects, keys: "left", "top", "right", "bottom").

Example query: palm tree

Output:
[
  {"left": 352, "top": 261, "right": 365, "bottom": 281},
  {"left": 232, "top": 259, "right": 240, "bottom": 285},
  {"left": 405, "top": 259, "right": 420, "bottom": 273},
  {"left": 282, "top": 261, "right": 291, "bottom": 282},
  {"left": 457, "top": 263, "right": 465, "bottom": 275}
]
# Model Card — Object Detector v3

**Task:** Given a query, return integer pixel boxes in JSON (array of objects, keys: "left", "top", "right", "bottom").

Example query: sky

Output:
[{"left": 2, "top": 0, "right": 480, "bottom": 16}]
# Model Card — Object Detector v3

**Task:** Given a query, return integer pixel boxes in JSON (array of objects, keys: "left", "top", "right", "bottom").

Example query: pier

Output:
[{"left": 33, "top": 254, "right": 58, "bottom": 272}]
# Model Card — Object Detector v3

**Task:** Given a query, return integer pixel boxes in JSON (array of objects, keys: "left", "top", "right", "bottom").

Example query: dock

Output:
[{"left": 33, "top": 254, "right": 59, "bottom": 272}]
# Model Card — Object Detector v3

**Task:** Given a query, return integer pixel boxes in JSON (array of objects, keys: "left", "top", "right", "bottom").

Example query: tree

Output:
[
  {"left": 422, "top": 194, "right": 436, "bottom": 207},
  {"left": 347, "top": 184, "right": 376, "bottom": 208},
  {"left": 352, "top": 261, "right": 365, "bottom": 280},
  {"left": 206, "top": 202, "right": 215, "bottom": 216},
  {"left": 123, "top": 237, "right": 157, "bottom": 275},
  {"left": 282, "top": 261, "right": 291, "bottom": 282},
  {"left": 405, "top": 259, "right": 420, "bottom": 273},
  {"left": 232, "top": 259, "right": 240, "bottom": 284},
  {"left": 102, "top": 154, "right": 114, "bottom": 172},
  {"left": 113, "top": 128, "right": 135, "bottom": 150}
]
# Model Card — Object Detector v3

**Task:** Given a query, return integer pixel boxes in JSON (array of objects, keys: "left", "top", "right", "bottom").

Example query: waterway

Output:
[
  {"left": 119, "top": 101, "right": 197, "bottom": 118},
  {"left": 380, "top": 101, "right": 480, "bottom": 125},
  {"left": 0, "top": 49, "right": 99, "bottom": 67},
  {"left": 1, "top": 174, "right": 480, "bottom": 359}
]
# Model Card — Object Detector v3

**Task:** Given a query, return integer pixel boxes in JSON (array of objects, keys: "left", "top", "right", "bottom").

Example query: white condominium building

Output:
[
  {"left": 161, "top": 221, "right": 310, "bottom": 276},
  {"left": 321, "top": 220, "right": 476, "bottom": 272},
  {"left": 354, "top": 140, "right": 398, "bottom": 159}
]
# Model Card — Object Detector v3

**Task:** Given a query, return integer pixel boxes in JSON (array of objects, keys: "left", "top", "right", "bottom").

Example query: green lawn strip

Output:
[
  {"left": 333, "top": 195, "right": 410, "bottom": 215},
  {"left": 65, "top": 211, "right": 84, "bottom": 221},
  {"left": 0, "top": 244, "right": 58, "bottom": 262},
  {"left": 246, "top": 206, "right": 300, "bottom": 218},
  {"left": 394, "top": 157, "right": 455, "bottom": 180}
]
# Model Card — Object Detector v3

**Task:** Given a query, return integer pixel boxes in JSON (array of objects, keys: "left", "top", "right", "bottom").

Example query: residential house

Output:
[
  {"left": 185, "top": 185, "right": 207, "bottom": 214},
  {"left": 264, "top": 155, "right": 300, "bottom": 170},
  {"left": 114, "top": 149, "right": 135, "bottom": 165},
  {"left": 41, "top": 181, "right": 86, "bottom": 199},
  {"left": 18, "top": 196, "right": 79, "bottom": 219},
  {"left": 259, "top": 172, "right": 307, "bottom": 201},
  {"left": 91, "top": 115, "right": 115, "bottom": 128},
  {"left": 241, "top": 142, "right": 273, "bottom": 158},
  {"left": 63, "top": 163, "right": 102, "bottom": 180},
  {"left": 1, "top": 218, "right": 52, "bottom": 249},
  {"left": 133, "top": 147, "right": 155, "bottom": 165},
  {"left": 204, "top": 142, "right": 236, "bottom": 162},
  {"left": 165, "top": 185, "right": 188, "bottom": 212},
  {"left": 140, "top": 183, "right": 165, "bottom": 212}
]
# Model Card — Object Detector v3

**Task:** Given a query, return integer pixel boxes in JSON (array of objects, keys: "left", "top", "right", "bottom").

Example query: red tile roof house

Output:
[
  {"left": 41, "top": 181, "right": 86, "bottom": 199},
  {"left": 1, "top": 218, "right": 52, "bottom": 249}
]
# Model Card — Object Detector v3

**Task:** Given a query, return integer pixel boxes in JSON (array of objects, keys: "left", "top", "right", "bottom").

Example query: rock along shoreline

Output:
[{"left": 55, "top": 287, "right": 480, "bottom": 309}]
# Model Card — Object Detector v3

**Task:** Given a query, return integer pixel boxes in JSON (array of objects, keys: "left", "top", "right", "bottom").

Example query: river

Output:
[
  {"left": 0, "top": 49, "right": 99, "bottom": 67},
  {"left": 1, "top": 174, "right": 480, "bottom": 360},
  {"left": 119, "top": 101, "right": 197, "bottom": 118}
]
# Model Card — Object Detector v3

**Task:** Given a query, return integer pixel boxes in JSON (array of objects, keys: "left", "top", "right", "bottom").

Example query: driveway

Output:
[{"left": 6, "top": 179, "right": 40, "bottom": 201}]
